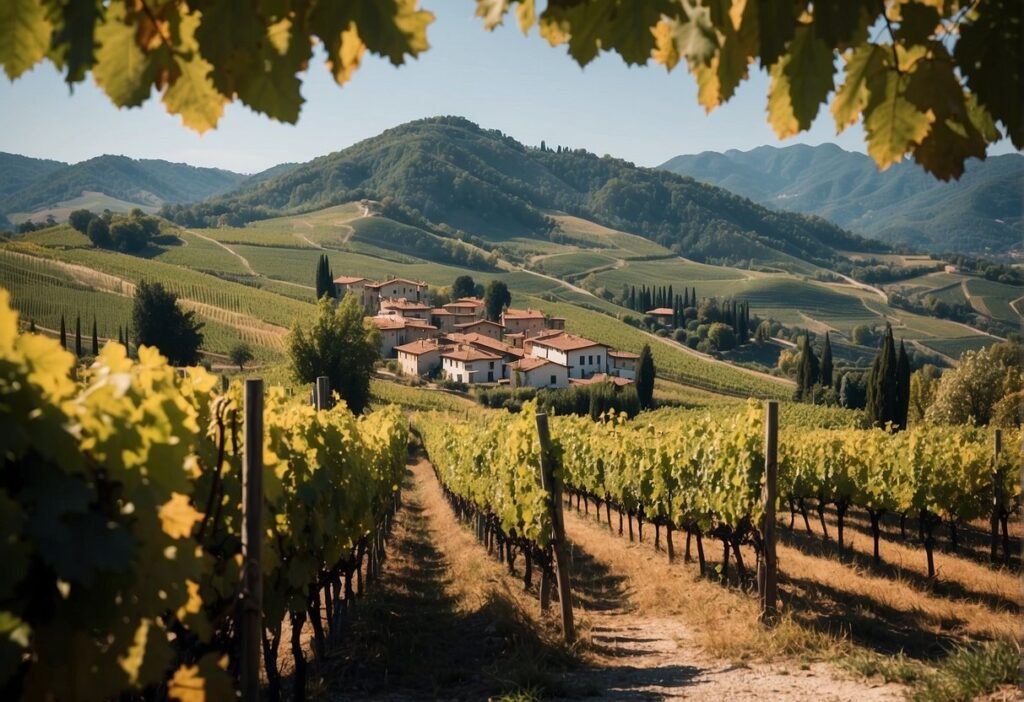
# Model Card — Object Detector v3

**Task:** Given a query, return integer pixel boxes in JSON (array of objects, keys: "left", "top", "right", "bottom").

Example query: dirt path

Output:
[
  {"left": 188, "top": 229, "right": 258, "bottom": 275},
  {"left": 559, "top": 508, "right": 908, "bottom": 702}
]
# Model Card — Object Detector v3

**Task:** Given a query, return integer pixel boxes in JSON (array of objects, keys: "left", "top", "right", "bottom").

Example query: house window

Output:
[
  {"left": 489, "top": 361, "right": 494, "bottom": 369},
  {"left": 550, "top": 374, "right": 557, "bottom": 385},
  {"left": 588, "top": 355, "right": 593, "bottom": 365},
  {"left": 579, "top": 355, "right": 585, "bottom": 364}
]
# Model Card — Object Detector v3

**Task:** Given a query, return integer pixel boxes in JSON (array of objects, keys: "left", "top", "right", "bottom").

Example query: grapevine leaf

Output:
[
  {"left": 757, "top": 0, "right": 797, "bottom": 67},
  {"left": 93, "top": 2, "right": 159, "bottom": 107},
  {"left": 168, "top": 654, "right": 233, "bottom": 702},
  {"left": 47, "top": 0, "right": 101, "bottom": 84},
  {"left": 0, "top": 0, "right": 52, "bottom": 79},
  {"left": 192, "top": 0, "right": 264, "bottom": 97},
  {"left": 767, "top": 24, "right": 834, "bottom": 138},
  {"left": 158, "top": 493, "right": 203, "bottom": 539},
  {"left": 955, "top": 0, "right": 1022, "bottom": 147},
  {"left": 475, "top": 0, "right": 508, "bottom": 30},
  {"left": 832, "top": 43, "right": 886, "bottom": 133},
  {"left": 862, "top": 67, "right": 934, "bottom": 170}
]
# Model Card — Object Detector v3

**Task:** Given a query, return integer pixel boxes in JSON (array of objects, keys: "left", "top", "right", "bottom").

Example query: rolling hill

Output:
[
  {"left": 659, "top": 145, "right": 1024, "bottom": 258},
  {"left": 163, "top": 116, "right": 888, "bottom": 273},
  {"left": 1, "top": 155, "right": 248, "bottom": 225}
]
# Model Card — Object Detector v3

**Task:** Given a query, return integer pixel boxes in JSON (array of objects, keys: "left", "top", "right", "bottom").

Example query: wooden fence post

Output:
[
  {"left": 991, "top": 428, "right": 1003, "bottom": 563},
  {"left": 758, "top": 400, "right": 779, "bottom": 625},
  {"left": 535, "top": 412, "right": 575, "bottom": 644},
  {"left": 315, "top": 375, "right": 330, "bottom": 411},
  {"left": 240, "top": 379, "right": 264, "bottom": 701}
]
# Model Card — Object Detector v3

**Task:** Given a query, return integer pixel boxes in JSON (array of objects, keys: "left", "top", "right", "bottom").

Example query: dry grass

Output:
[{"left": 561, "top": 498, "right": 1021, "bottom": 697}]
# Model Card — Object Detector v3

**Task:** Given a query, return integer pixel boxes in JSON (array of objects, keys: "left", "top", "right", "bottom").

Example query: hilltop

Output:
[
  {"left": 0, "top": 154, "right": 248, "bottom": 226},
  {"left": 660, "top": 145, "right": 1024, "bottom": 258},
  {"left": 163, "top": 116, "right": 887, "bottom": 273}
]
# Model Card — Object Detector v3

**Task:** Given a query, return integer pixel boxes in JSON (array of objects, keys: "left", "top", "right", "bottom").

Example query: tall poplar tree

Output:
[
  {"left": 91, "top": 317, "right": 99, "bottom": 355},
  {"left": 896, "top": 340, "right": 911, "bottom": 429},
  {"left": 636, "top": 344, "right": 655, "bottom": 410},
  {"left": 866, "top": 325, "right": 899, "bottom": 429},
  {"left": 821, "top": 332, "right": 833, "bottom": 387},
  {"left": 75, "top": 315, "right": 82, "bottom": 357}
]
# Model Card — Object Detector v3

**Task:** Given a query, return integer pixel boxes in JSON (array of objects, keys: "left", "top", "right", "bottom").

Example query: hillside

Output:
[
  {"left": 163, "top": 116, "right": 888, "bottom": 272},
  {"left": 1, "top": 155, "right": 247, "bottom": 224},
  {"left": 660, "top": 145, "right": 1024, "bottom": 258},
  {"left": 0, "top": 152, "right": 67, "bottom": 200}
]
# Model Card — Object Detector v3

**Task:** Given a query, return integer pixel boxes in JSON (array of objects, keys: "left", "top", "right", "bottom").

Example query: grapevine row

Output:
[{"left": 0, "top": 289, "right": 407, "bottom": 701}]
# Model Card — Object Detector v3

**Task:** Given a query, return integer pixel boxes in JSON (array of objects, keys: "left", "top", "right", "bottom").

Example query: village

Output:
[{"left": 334, "top": 275, "right": 638, "bottom": 389}]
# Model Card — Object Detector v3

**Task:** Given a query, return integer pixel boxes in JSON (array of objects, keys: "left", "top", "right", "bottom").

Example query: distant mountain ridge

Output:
[
  {"left": 0, "top": 154, "right": 248, "bottom": 225},
  {"left": 163, "top": 116, "right": 887, "bottom": 272},
  {"left": 659, "top": 144, "right": 1024, "bottom": 258}
]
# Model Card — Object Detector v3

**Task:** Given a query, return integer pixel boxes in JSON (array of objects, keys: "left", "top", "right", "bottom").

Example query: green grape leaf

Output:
[
  {"left": 0, "top": 0, "right": 52, "bottom": 79},
  {"left": 863, "top": 67, "right": 934, "bottom": 170},
  {"left": 92, "top": 3, "right": 158, "bottom": 107},
  {"left": 767, "top": 24, "right": 835, "bottom": 138},
  {"left": 832, "top": 43, "right": 886, "bottom": 133},
  {"left": 162, "top": 11, "right": 226, "bottom": 132},
  {"left": 955, "top": 0, "right": 1022, "bottom": 147}
]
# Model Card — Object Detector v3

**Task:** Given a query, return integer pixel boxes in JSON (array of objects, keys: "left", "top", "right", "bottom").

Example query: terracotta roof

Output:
[
  {"left": 510, "top": 357, "right": 565, "bottom": 372},
  {"left": 441, "top": 345, "right": 502, "bottom": 362},
  {"left": 404, "top": 319, "right": 438, "bottom": 330},
  {"left": 443, "top": 298, "right": 484, "bottom": 310},
  {"left": 530, "top": 333, "right": 607, "bottom": 352},
  {"left": 334, "top": 276, "right": 366, "bottom": 284},
  {"left": 570, "top": 373, "right": 633, "bottom": 387},
  {"left": 365, "top": 278, "right": 426, "bottom": 289},
  {"left": 369, "top": 316, "right": 405, "bottom": 331},
  {"left": 449, "top": 333, "right": 524, "bottom": 358},
  {"left": 503, "top": 308, "right": 545, "bottom": 320},
  {"left": 454, "top": 319, "right": 504, "bottom": 329},
  {"left": 431, "top": 308, "right": 454, "bottom": 315},
  {"left": 395, "top": 340, "right": 446, "bottom": 356},
  {"left": 646, "top": 307, "right": 675, "bottom": 316},
  {"left": 608, "top": 350, "right": 640, "bottom": 359},
  {"left": 381, "top": 298, "right": 431, "bottom": 311}
]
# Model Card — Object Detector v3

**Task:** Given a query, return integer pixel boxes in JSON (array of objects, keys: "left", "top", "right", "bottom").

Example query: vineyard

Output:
[{"left": 0, "top": 291, "right": 407, "bottom": 700}]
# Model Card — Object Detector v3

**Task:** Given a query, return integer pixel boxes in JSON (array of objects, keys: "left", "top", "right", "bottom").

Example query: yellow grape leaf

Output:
[
  {"left": 0, "top": 0, "right": 52, "bottom": 80},
  {"left": 767, "top": 24, "right": 833, "bottom": 138},
  {"left": 158, "top": 493, "right": 203, "bottom": 539},
  {"left": 766, "top": 60, "right": 798, "bottom": 138},
  {"left": 176, "top": 579, "right": 203, "bottom": 620},
  {"left": 863, "top": 70, "right": 935, "bottom": 170},
  {"left": 328, "top": 23, "right": 366, "bottom": 86},
  {"left": 475, "top": 0, "right": 508, "bottom": 30},
  {"left": 832, "top": 43, "right": 886, "bottom": 133},
  {"left": 651, "top": 19, "right": 683, "bottom": 71},
  {"left": 93, "top": 2, "right": 158, "bottom": 107},
  {"left": 729, "top": 0, "right": 748, "bottom": 31},
  {"left": 267, "top": 17, "right": 292, "bottom": 56},
  {"left": 168, "top": 654, "right": 233, "bottom": 702},
  {"left": 516, "top": 0, "right": 536, "bottom": 34},
  {"left": 162, "top": 10, "right": 226, "bottom": 132},
  {"left": 118, "top": 618, "right": 150, "bottom": 685}
]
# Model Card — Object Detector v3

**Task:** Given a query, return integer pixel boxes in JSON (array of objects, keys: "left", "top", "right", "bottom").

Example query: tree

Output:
[
  {"left": 820, "top": 332, "right": 833, "bottom": 387},
  {"left": 484, "top": 280, "right": 511, "bottom": 322},
  {"left": 797, "top": 336, "right": 819, "bottom": 401},
  {"left": 288, "top": 294, "right": 380, "bottom": 414},
  {"left": 839, "top": 372, "right": 867, "bottom": 410},
  {"left": 896, "top": 340, "right": 911, "bottom": 429},
  {"left": 865, "top": 325, "right": 899, "bottom": 429},
  {"left": 908, "top": 365, "right": 941, "bottom": 423},
  {"left": 69, "top": 209, "right": 95, "bottom": 233},
  {"left": 86, "top": 217, "right": 111, "bottom": 248},
  {"left": 926, "top": 341, "right": 1023, "bottom": 425},
  {"left": 452, "top": 275, "right": 476, "bottom": 300},
  {"left": 132, "top": 281, "right": 205, "bottom": 366},
  {"left": 229, "top": 343, "right": 254, "bottom": 371},
  {"left": 74, "top": 315, "right": 82, "bottom": 357},
  {"left": 91, "top": 317, "right": 99, "bottom": 356},
  {"left": 314, "top": 254, "right": 334, "bottom": 300},
  {"left": 59, "top": 314, "right": 66, "bottom": 349},
  {"left": 8, "top": 0, "right": 1012, "bottom": 178},
  {"left": 755, "top": 320, "right": 772, "bottom": 344},
  {"left": 635, "top": 344, "right": 655, "bottom": 410},
  {"left": 707, "top": 322, "right": 735, "bottom": 352}
]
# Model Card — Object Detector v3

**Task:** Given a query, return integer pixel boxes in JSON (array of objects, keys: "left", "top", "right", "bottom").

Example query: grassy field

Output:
[
  {"left": 964, "top": 278, "right": 1022, "bottom": 324},
  {"left": 534, "top": 251, "right": 617, "bottom": 277}
]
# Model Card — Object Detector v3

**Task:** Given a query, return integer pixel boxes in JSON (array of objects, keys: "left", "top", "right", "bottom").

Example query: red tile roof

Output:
[
  {"left": 365, "top": 278, "right": 426, "bottom": 289},
  {"left": 503, "top": 308, "right": 545, "bottom": 320},
  {"left": 454, "top": 319, "right": 504, "bottom": 330},
  {"left": 530, "top": 333, "right": 606, "bottom": 352},
  {"left": 608, "top": 350, "right": 640, "bottom": 359},
  {"left": 448, "top": 333, "right": 523, "bottom": 358},
  {"left": 510, "top": 357, "right": 566, "bottom": 372},
  {"left": 441, "top": 345, "right": 502, "bottom": 362},
  {"left": 395, "top": 339, "right": 447, "bottom": 355},
  {"left": 381, "top": 298, "right": 431, "bottom": 311},
  {"left": 646, "top": 307, "right": 675, "bottom": 316},
  {"left": 334, "top": 276, "right": 367, "bottom": 284}
]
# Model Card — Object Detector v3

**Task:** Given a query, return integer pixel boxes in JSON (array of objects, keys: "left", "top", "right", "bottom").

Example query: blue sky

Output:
[{"left": 0, "top": 3, "right": 1010, "bottom": 173}]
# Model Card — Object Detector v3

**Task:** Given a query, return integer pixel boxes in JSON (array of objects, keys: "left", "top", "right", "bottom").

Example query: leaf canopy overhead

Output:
[{"left": 0, "top": 0, "right": 1018, "bottom": 180}]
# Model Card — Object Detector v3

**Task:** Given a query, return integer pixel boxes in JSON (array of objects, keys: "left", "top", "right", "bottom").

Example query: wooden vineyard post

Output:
[
  {"left": 758, "top": 400, "right": 779, "bottom": 624},
  {"left": 240, "top": 379, "right": 264, "bottom": 701},
  {"left": 535, "top": 412, "right": 575, "bottom": 643},
  {"left": 315, "top": 375, "right": 331, "bottom": 411},
  {"left": 991, "top": 428, "right": 1003, "bottom": 563}
]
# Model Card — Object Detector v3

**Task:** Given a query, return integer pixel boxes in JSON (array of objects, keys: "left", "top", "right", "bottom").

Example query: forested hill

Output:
[
  {"left": 660, "top": 145, "right": 1024, "bottom": 258},
  {"left": 162, "top": 116, "right": 888, "bottom": 271},
  {"left": 0, "top": 155, "right": 247, "bottom": 221},
  {"left": 0, "top": 153, "right": 67, "bottom": 200}
]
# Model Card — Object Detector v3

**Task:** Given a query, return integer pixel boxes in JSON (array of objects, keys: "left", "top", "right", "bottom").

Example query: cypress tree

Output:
[
  {"left": 60, "top": 314, "right": 66, "bottom": 348},
  {"left": 667, "top": 284, "right": 673, "bottom": 308},
  {"left": 75, "top": 315, "right": 82, "bottom": 357},
  {"left": 798, "top": 336, "right": 820, "bottom": 401},
  {"left": 91, "top": 317, "right": 99, "bottom": 355},
  {"left": 691, "top": 287, "right": 696, "bottom": 306},
  {"left": 683, "top": 288, "right": 689, "bottom": 307},
  {"left": 636, "top": 344, "right": 655, "bottom": 410},
  {"left": 896, "top": 340, "right": 911, "bottom": 429},
  {"left": 821, "top": 332, "right": 833, "bottom": 387},
  {"left": 629, "top": 286, "right": 636, "bottom": 310},
  {"left": 866, "top": 325, "right": 898, "bottom": 429}
]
